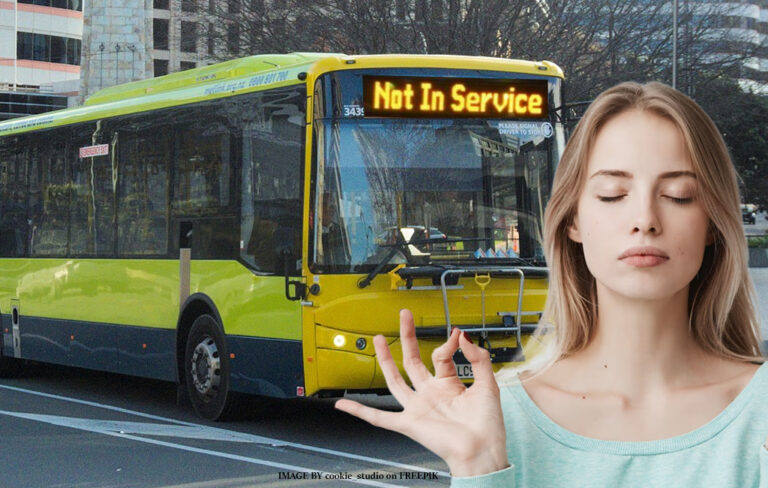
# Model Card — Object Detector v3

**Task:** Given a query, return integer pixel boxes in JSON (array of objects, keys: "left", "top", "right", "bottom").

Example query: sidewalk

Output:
[{"left": 748, "top": 267, "right": 768, "bottom": 346}]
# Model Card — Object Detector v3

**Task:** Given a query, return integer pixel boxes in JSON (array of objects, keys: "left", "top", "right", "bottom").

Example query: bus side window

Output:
[
  {"left": 32, "top": 137, "right": 69, "bottom": 257},
  {"left": 117, "top": 123, "right": 170, "bottom": 257},
  {"left": 70, "top": 122, "right": 115, "bottom": 257},
  {"left": 171, "top": 105, "right": 237, "bottom": 259},
  {"left": 239, "top": 87, "right": 304, "bottom": 275},
  {"left": 0, "top": 141, "right": 27, "bottom": 257}
]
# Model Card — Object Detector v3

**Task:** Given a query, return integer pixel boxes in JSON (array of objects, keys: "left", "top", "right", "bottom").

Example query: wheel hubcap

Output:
[{"left": 190, "top": 336, "right": 221, "bottom": 398}]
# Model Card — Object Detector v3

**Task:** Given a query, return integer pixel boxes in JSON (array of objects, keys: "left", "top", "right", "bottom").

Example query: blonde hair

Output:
[{"left": 498, "top": 81, "right": 763, "bottom": 383}]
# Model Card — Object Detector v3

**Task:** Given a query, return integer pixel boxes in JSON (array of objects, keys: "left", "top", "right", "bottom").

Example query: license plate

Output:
[{"left": 455, "top": 363, "right": 474, "bottom": 379}]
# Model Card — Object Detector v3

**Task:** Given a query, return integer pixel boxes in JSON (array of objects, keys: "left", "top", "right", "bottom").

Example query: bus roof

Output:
[
  {"left": 83, "top": 52, "right": 335, "bottom": 106},
  {"left": 0, "top": 53, "right": 564, "bottom": 137}
]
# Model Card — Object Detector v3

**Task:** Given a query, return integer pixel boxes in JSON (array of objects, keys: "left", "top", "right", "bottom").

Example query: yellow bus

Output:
[{"left": 0, "top": 53, "right": 564, "bottom": 419}]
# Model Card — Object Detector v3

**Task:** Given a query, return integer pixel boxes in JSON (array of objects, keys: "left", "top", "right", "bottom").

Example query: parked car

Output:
[{"left": 742, "top": 204, "right": 757, "bottom": 225}]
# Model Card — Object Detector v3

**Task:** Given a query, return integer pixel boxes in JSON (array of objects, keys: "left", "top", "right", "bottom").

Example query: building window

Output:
[
  {"left": 33, "top": 33, "right": 48, "bottom": 61},
  {"left": 153, "top": 0, "right": 169, "bottom": 9},
  {"left": 180, "top": 61, "right": 196, "bottom": 71},
  {"left": 19, "top": 0, "right": 82, "bottom": 11},
  {"left": 154, "top": 18, "right": 169, "bottom": 50},
  {"left": 16, "top": 32, "right": 81, "bottom": 65},
  {"left": 182, "top": 0, "right": 196, "bottom": 12},
  {"left": 154, "top": 59, "right": 169, "bottom": 77},
  {"left": 181, "top": 22, "right": 197, "bottom": 53},
  {"left": 51, "top": 35, "right": 66, "bottom": 64}
]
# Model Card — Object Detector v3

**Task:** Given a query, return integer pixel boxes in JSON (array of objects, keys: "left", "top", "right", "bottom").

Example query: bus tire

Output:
[{"left": 184, "top": 314, "right": 237, "bottom": 420}]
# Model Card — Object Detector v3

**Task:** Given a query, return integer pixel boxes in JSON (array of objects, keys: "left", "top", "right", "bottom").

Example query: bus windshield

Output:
[{"left": 311, "top": 117, "right": 563, "bottom": 273}]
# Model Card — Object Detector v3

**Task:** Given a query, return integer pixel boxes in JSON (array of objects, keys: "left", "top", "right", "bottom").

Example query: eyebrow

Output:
[{"left": 589, "top": 170, "right": 697, "bottom": 180}]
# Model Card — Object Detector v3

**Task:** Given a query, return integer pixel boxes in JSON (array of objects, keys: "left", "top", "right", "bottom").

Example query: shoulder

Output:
[
  {"left": 705, "top": 360, "right": 763, "bottom": 398},
  {"left": 741, "top": 361, "right": 768, "bottom": 395},
  {"left": 706, "top": 361, "right": 765, "bottom": 416}
]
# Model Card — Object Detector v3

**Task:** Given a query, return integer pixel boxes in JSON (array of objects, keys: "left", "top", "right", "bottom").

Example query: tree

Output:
[
  {"left": 202, "top": 0, "right": 763, "bottom": 103},
  {"left": 695, "top": 75, "right": 768, "bottom": 209},
  {"left": 200, "top": 0, "right": 767, "bottom": 206}
]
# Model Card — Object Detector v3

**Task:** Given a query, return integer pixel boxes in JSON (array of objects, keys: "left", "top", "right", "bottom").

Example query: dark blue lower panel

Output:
[
  {"left": 228, "top": 336, "right": 304, "bottom": 398},
  {"left": 70, "top": 321, "right": 119, "bottom": 373},
  {"left": 5, "top": 314, "right": 176, "bottom": 382},
  {"left": 18, "top": 316, "right": 70, "bottom": 366},
  {"left": 116, "top": 325, "right": 176, "bottom": 381},
  {"left": 1, "top": 314, "right": 11, "bottom": 357},
  {"left": 4, "top": 314, "right": 303, "bottom": 398},
  {"left": 1, "top": 329, "right": 10, "bottom": 357}
]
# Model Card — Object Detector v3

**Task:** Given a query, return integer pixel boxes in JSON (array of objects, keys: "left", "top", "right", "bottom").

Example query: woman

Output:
[{"left": 335, "top": 81, "right": 767, "bottom": 486}]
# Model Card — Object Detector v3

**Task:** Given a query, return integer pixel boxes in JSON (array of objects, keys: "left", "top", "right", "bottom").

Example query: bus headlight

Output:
[{"left": 333, "top": 334, "right": 346, "bottom": 348}]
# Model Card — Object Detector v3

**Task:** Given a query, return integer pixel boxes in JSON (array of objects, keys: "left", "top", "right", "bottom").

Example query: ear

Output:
[{"left": 568, "top": 215, "right": 582, "bottom": 243}]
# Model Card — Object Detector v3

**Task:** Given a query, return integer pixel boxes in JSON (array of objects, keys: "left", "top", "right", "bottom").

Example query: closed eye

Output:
[
  {"left": 665, "top": 196, "right": 693, "bottom": 204},
  {"left": 597, "top": 195, "right": 625, "bottom": 202}
]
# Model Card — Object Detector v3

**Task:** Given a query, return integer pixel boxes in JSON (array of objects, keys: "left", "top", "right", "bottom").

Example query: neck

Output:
[{"left": 568, "top": 282, "right": 710, "bottom": 400}]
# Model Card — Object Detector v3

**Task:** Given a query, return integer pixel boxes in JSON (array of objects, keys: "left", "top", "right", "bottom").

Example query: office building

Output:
[{"left": 0, "top": 0, "right": 83, "bottom": 119}]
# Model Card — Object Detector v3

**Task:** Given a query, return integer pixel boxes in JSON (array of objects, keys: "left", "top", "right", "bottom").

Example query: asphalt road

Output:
[
  {"left": 744, "top": 210, "right": 768, "bottom": 237},
  {"left": 0, "top": 365, "right": 448, "bottom": 488}
]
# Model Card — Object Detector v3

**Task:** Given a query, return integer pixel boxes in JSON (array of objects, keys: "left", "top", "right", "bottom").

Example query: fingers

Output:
[
  {"left": 335, "top": 399, "right": 402, "bottom": 431},
  {"left": 459, "top": 333, "right": 497, "bottom": 390},
  {"left": 399, "top": 309, "right": 432, "bottom": 387},
  {"left": 431, "top": 327, "right": 461, "bottom": 379},
  {"left": 372, "top": 334, "right": 415, "bottom": 404}
]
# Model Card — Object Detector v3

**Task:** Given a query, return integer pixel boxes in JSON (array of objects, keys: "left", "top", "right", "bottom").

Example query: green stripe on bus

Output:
[{"left": 0, "top": 259, "right": 300, "bottom": 340}]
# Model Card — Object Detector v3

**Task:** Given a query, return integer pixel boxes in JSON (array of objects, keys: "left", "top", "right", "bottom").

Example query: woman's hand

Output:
[{"left": 335, "top": 309, "right": 509, "bottom": 477}]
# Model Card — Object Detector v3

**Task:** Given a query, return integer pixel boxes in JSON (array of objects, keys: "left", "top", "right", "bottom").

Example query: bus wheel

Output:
[{"left": 184, "top": 314, "right": 236, "bottom": 420}]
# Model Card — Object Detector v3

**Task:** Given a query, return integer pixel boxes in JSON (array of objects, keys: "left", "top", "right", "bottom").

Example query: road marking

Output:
[
  {"left": 0, "top": 413, "right": 279, "bottom": 443},
  {"left": 0, "top": 384, "right": 449, "bottom": 477},
  {"left": 0, "top": 409, "right": 400, "bottom": 487}
]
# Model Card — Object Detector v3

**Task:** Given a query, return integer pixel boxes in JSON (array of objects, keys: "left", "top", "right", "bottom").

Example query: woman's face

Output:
[{"left": 569, "top": 109, "right": 712, "bottom": 301}]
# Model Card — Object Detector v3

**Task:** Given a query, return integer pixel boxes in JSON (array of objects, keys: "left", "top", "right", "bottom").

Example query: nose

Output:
[{"left": 631, "top": 197, "right": 662, "bottom": 235}]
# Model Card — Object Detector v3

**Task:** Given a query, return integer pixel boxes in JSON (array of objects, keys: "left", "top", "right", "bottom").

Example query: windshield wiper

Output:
[
  {"left": 356, "top": 244, "right": 405, "bottom": 289},
  {"left": 357, "top": 236, "right": 448, "bottom": 289}
]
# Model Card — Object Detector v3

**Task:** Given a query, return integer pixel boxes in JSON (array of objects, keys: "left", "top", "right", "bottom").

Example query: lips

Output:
[{"left": 619, "top": 246, "right": 669, "bottom": 267}]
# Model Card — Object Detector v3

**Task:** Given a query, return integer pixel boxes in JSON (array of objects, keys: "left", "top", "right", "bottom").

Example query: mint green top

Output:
[{"left": 453, "top": 362, "right": 768, "bottom": 488}]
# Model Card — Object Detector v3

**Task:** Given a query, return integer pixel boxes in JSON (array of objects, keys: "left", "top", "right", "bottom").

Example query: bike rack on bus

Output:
[{"left": 438, "top": 266, "right": 547, "bottom": 363}]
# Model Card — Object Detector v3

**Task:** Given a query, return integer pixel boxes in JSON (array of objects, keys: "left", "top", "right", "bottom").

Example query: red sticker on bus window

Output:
[{"left": 79, "top": 144, "right": 109, "bottom": 158}]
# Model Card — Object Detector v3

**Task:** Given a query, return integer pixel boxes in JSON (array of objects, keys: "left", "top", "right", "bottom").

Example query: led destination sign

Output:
[{"left": 362, "top": 76, "right": 548, "bottom": 119}]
